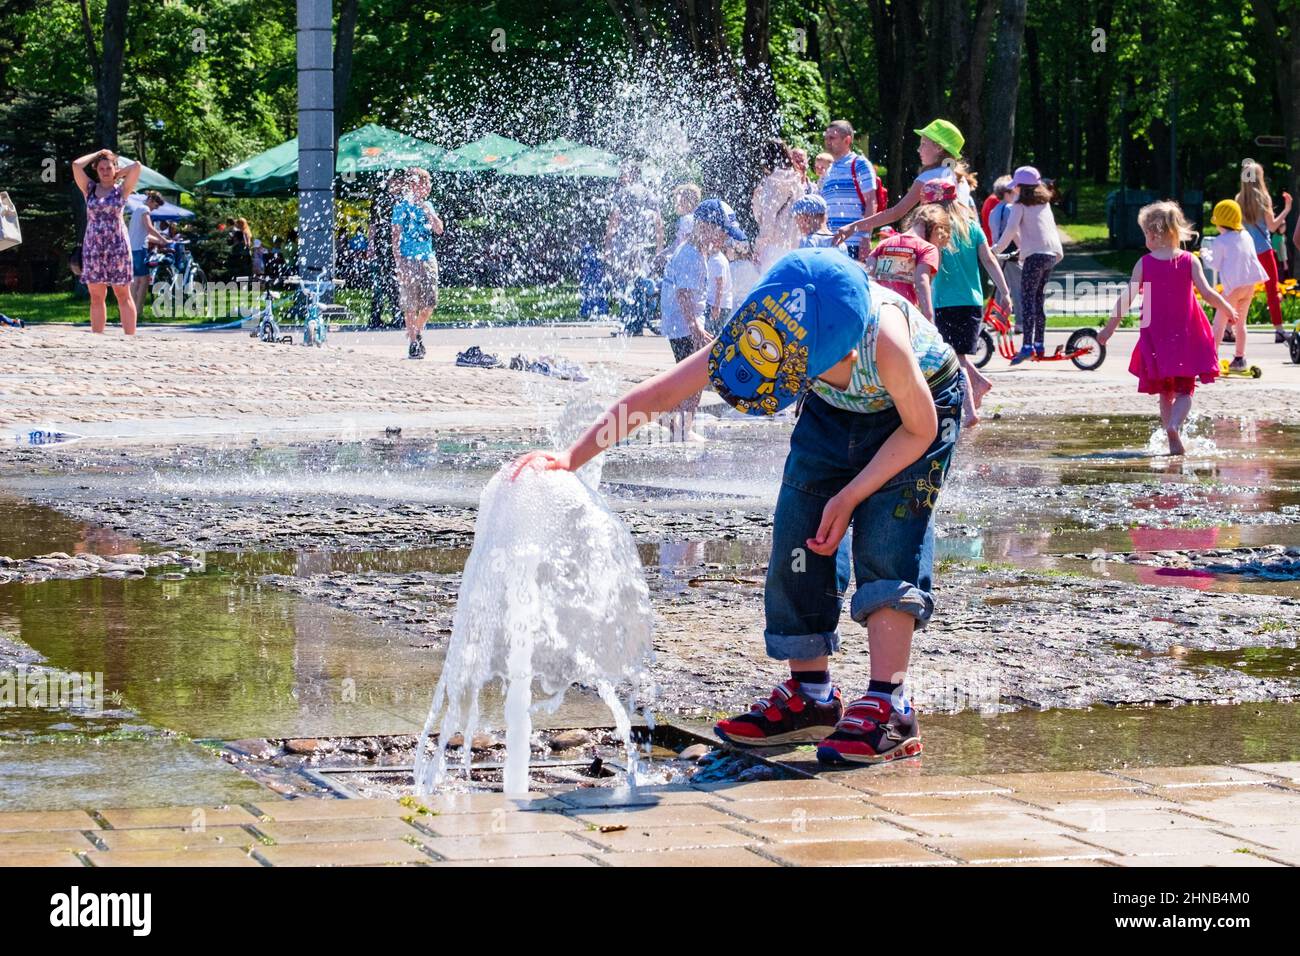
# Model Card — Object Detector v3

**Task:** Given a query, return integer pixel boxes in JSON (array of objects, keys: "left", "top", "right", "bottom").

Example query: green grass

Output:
[{"left": 1, "top": 282, "right": 585, "bottom": 327}]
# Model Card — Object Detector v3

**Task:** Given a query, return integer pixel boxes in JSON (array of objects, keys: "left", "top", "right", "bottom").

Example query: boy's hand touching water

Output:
[{"left": 509, "top": 450, "right": 574, "bottom": 479}]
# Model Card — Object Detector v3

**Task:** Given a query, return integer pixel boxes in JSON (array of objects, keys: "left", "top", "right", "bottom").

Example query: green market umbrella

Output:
[
  {"left": 497, "top": 138, "right": 621, "bottom": 178},
  {"left": 336, "top": 124, "right": 450, "bottom": 176},
  {"left": 196, "top": 138, "right": 300, "bottom": 197},
  {"left": 198, "top": 126, "right": 451, "bottom": 196},
  {"left": 434, "top": 133, "right": 530, "bottom": 172},
  {"left": 113, "top": 156, "right": 186, "bottom": 193}
]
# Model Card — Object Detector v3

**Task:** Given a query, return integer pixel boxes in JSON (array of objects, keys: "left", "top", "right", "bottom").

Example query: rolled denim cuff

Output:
[
  {"left": 763, "top": 628, "right": 842, "bottom": 661},
  {"left": 850, "top": 580, "right": 934, "bottom": 629}
]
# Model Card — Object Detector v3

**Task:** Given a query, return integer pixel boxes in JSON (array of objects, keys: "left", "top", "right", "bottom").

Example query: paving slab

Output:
[
  {"left": 1034, "top": 807, "right": 1222, "bottom": 833},
  {"left": 0, "top": 830, "right": 96, "bottom": 851},
  {"left": 0, "top": 810, "right": 98, "bottom": 832},
  {"left": 553, "top": 786, "right": 713, "bottom": 809},
  {"left": 250, "top": 798, "right": 410, "bottom": 823},
  {"left": 693, "top": 779, "right": 861, "bottom": 801},
  {"left": 86, "top": 847, "right": 263, "bottom": 867},
  {"left": 971, "top": 771, "right": 1138, "bottom": 793},
  {"left": 763, "top": 839, "right": 951, "bottom": 867},
  {"left": 0, "top": 850, "right": 86, "bottom": 867},
  {"left": 923, "top": 833, "right": 1113, "bottom": 863},
  {"left": 418, "top": 831, "right": 598, "bottom": 861},
  {"left": 1238, "top": 762, "right": 1300, "bottom": 782},
  {"left": 1012, "top": 790, "right": 1177, "bottom": 812},
  {"left": 720, "top": 797, "right": 875, "bottom": 823},
  {"left": 732, "top": 817, "right": 911, "bottom": 844},
  {"left": 579, "top": 823, "right": 756, "bottom": 853},
  {"left": 417, "top": 810, "right": 581, "bottom": 837},
  {"left": 602, "top": 847, "right": 779, "bottom": 867},
  {"left": 889, "top": 812, "right": 1074, "bottom": 839},
  {"left": 98, "top": 805, "right": 261, "bottom": 829},
  {"left": 95, "top": 826, "right": 257, "bottom": 852},
  {"left": 1113, "top": 765, "right": 1278, "bottom": 788},
  {"left": 252, "top": 817, "right": 421, "bottom": 845},
  {"left": 414, "top": 792, "right": 566, "bottom": 815},
  {"left": 572, "top": 803, "right": 741, "bottom": 829},
  {"left": 1218, "top": 825, "right": 1300, "bottom": 858},
  {"left": 1112, "top": 851, "right": 1284, "bottom": 868},
  {"left": 1070, "top": 828, "right": 1268, "bottom": 858},
  {"left": 435, "top": 854, "right": 602, "bottom": 867},
  {"left": 863, "top": 793, "right": 1033, "bottom": 816},
  {"left": 829, "top": 772, "right": 1013, "bottom": 797},
  {"left": 256, "top": 840, "right": 431, "bottom": 867}
]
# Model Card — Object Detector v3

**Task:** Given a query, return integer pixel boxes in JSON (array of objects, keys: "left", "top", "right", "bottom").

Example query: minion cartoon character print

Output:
[
  {"left": 709, "top": 288, "right": 810, "bottom": 416},
  {"left": 893, "top": 457, "right": 950, "bottom": 519}
]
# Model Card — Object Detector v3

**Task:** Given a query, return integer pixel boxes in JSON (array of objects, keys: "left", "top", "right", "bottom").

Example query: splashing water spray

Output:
[{"left": 413, "top": 457, "right": 655, "bottom": 796}]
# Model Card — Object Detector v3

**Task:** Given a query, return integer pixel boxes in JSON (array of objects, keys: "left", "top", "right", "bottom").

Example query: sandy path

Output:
[{"left": 2, "top": 323, "right": 1299, "bottom": 438}]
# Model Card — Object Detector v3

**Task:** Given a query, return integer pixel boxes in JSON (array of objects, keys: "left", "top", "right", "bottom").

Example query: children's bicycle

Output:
[
  {"left": 1290, "top": 320, "right": 1300, "bottom": 365},
  {"left": 971, "top": 299, "right": 1106, "bottom": 371}
]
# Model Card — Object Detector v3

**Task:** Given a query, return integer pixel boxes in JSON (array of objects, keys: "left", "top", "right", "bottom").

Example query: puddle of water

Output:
[
  {"left": 757, "top": 700, "right": 1300, "bottom": 778},
  {"left": 0, "top": 493, "right": 142, "bottom": 558},
  {"left": 0, "top": 553, "right": 611, "bottom": 741},
  {"left": 1182, "top": 646, "right": 1300, "bottom": 680},
  {"left": 0, "top": 736, "right": 268, "bottom": 811}
]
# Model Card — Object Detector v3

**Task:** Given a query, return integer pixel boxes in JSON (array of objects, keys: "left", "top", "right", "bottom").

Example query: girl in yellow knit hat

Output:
[{"left": 1207, "top": 198, "right": 1267, "bottom": 371}]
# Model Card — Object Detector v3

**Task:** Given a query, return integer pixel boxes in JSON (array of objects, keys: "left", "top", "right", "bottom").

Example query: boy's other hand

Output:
[
  {"left": 508, "top": 450, "right": 572, "bottom": 481},
  {"left": 807, "top": 492, "right": 854, "bottom": 556}
]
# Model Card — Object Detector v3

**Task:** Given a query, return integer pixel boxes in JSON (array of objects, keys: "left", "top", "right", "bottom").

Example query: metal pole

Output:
[
  {"left": 1169, "top": 80, "right": 1178, "bottom": 202},
  {"left": 297, "top": 0, "right": 334, "bottom": 288}
]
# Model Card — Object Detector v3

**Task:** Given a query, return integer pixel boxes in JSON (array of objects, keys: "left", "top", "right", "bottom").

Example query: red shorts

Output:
[{"left": 1138, "top": 375, "right": 1196, "bottom": 396}]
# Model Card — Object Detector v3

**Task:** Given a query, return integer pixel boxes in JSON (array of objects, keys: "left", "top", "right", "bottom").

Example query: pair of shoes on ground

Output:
[
  {"left": 454, "top": 344, "right": 499, "bottom": 367},
  {"left": 507, "top": 353, "right": 590, "bottom": 382},
  {"left": 408, "top": 334, "right": 427, "bottom": 360},
  {"left": 714, "top": 678, "right": 923, "bottom": 765}
]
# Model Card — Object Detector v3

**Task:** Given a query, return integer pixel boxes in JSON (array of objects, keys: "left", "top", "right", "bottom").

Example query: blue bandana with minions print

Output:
[{"left": 708, "top": 248, "right": 872, "bottom": 416}]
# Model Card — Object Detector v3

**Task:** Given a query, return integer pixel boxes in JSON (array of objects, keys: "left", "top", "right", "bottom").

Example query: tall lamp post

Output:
[{"left": 297, "top": 0, "right": 334, "bottom": 288}]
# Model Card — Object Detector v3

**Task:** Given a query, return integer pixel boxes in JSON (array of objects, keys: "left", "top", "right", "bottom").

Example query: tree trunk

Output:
[
  {"left": 88, "top": 0, "right": 129, "bottom": 150},
  {"left": 981, "top": 0, "right": 1027, "bottom": 183},
  {"left": 953, "top": 0, "right": 997, "bottom": 170},
  {"left": 334, "top": 0, "right": 359, "bottom": 144}
]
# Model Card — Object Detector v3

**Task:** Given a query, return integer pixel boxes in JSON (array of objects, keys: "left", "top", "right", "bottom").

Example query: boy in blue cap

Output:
[
  {"left": 793, "top": 193, "right": 836, "bottom": 249},
  {"left": 513, "top": 248, "right": 963, "bottom": 764}
]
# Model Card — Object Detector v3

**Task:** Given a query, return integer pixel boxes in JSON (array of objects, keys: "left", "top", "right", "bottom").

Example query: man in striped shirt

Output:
[{"left": 817, "top": 120, "right": 876, "bottom": 261}]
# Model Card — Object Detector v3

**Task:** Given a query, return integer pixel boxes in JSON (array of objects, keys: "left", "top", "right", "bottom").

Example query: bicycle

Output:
[
  {"left": 285, "top": 275, "right": 348, "bottom": 347},
  {"left": 147, "top": 238, "right": 206, "bottom": 310}
]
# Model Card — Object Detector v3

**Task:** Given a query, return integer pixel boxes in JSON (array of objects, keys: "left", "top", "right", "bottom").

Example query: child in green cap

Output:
[{"left": 834, "top": 119, "right": 976, "bottom": 246}]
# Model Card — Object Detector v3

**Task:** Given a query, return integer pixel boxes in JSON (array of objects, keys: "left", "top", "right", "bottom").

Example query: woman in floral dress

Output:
[{"left": 72, "top": 148, "right": 142, "bottom": 334}]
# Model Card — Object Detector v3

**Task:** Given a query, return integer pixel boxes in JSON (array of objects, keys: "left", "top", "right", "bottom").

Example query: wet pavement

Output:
[{"left": 1, "top": 410, "right": 1298, "bottom": 819}]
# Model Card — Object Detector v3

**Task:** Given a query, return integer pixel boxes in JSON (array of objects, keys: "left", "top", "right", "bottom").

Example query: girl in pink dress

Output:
[
  {"left": 1099, "top": 201, "right": 1236, "bottom": 456},
  {"left": 72, "top": 148, "right": 142, "bottom": 334}
]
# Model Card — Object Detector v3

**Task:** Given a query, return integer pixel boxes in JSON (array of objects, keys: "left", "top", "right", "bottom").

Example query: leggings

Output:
[
  {"left": 1257, "top": 249, "right": 1282, "bottom": 327},
  {"left": 1019, "top": 253, "right": 1056, "bottom": 350}
]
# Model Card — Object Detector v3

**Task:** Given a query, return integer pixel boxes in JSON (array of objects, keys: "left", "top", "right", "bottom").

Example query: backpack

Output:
[{"left": 848, "top": 154, "right": 888, "bottom": 214}]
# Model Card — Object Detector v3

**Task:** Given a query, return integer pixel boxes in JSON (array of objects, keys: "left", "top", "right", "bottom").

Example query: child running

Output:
[
  {"left": 1236, "top": 160, "right": 1292, "bottom": 343},
  {"left": 1098, "top": 202, "right": 1235, "bottom": 456},
  {"left": 1206, "top": 199, "right": 1267, "bottom": 371},
  {"left": 512, "top": 249, "right": 964, "bottom": 765},
  {"left": 866, "top": 203, "right": 948, "bottom": 321},
  {"left": 992, "top": 166, "right": 1063, "bottom": 363}
]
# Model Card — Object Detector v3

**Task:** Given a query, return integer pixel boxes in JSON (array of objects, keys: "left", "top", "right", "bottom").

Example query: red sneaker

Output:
[
  {"left": 714, "top": 679, "right": 842, "bottom": 747},
  {"left": 816, "top": 693, "right": 923, "bottom": 765}
]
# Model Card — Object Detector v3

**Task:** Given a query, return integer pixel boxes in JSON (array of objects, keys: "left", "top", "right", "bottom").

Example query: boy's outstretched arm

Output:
[{"left": 512, "top": 347, "right": 714, "bottom": 477}]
